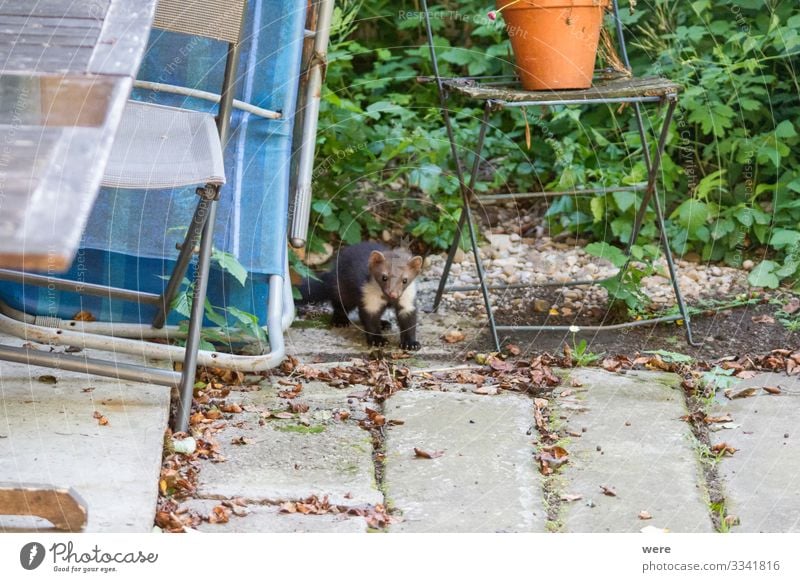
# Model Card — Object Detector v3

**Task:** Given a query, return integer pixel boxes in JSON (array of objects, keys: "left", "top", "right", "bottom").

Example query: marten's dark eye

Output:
[
  {"left": 402, "top": 278, "right": 408, "bottom": 284},
  {"left": 382, "top": 274, "right": 388, "bottom": 282}
]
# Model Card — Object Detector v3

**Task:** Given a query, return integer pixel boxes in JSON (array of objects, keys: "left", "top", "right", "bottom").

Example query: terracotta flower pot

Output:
[{"left": 496, "top": 0, "right": 610, "bottom": 91}]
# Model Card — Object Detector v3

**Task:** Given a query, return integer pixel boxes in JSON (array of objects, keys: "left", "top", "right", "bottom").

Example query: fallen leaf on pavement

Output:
[
  {"left": 92, "top": 411, "right": 109, "bottom": 426},
  {"left": 560, "top": 493, "right": 582, "bottom": 502},
  {"left": 443, "top": 330, "right": 465, "bottom": 343},
  {"left": 763, "top": 386, "right": 782, "bottom": 395},
  {"left": 414, "top": 447, "right": 444, "bottom": 459},
  {"left": 473, "top": 385, "right": 499, "bottom": 395},
  {"left": 638, "top": 511, "right": 652, "bottom": 520},
  {"left": 727, "top": 387, "right": 759, "bottom": 399},
  {"left": 600, "top": 485, "right": 617, "bottom": 497},
  {"left": 711, "top": 442, "right": 737, "bottom": 456}
]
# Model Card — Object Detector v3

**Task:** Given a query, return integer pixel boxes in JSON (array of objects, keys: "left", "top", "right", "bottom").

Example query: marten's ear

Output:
[
  {"left": 368, "top": 250, "right": 385, "bottom": 268},
  {"left": 408, "top": 256, "right": 423, "bottom": 274}
]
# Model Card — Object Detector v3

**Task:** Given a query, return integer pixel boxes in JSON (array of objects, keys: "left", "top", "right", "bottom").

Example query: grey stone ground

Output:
[
  {"left": 0, "top": 335, "right": 169, "bottom": 532},
  {"left": 3, "top": 317, "right": 800, "bottom": 533},
  {"left": 710, "top": 372, "right": 800, "bottom": 533}
]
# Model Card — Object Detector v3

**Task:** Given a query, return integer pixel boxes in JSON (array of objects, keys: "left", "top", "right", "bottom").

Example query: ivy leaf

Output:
[
  {"left": 585, "top": 242, "right": 627, "bottom": 268},
  {"left": 748, "top": 260, "right": 780, "bottom": 289},
  {"left": 612, "top": 191, "right": 636, "bottom": 213},
  {"left": 675, "top": 199, "right": 710, "bottom": 234},
  {"left": 212, "top": 249, "right": 248, "bottom": 286},
  {"left": 775, "top": 120, "right": 797, "bottom": 139},
  {"left": 590, "top": 196, "right": 605, "bottom": 222},
  {"left": 769, "top": 229, "right": 800, "bottom": 250}
]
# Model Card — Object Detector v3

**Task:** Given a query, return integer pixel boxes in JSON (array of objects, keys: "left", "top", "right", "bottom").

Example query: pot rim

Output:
[{"left": 496, "top": 0, "right": 611, "bottom": 10}]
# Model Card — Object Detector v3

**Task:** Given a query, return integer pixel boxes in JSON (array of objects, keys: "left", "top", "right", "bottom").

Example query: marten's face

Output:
[{"left": 369, "top": 251, "right": 423, "bottom": 302}]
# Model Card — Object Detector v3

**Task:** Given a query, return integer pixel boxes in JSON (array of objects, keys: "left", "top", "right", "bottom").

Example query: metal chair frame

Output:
[
  {"left": 0, "top": 0, "right": 291, "bottom": 432},
  {"left": 421, "top": 0, "right": 698, "bottom": 350}
]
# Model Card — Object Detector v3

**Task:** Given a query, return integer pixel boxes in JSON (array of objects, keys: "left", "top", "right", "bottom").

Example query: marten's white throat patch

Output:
[{"left": 361, "top": 279, "right": 417, "bottom": 315}]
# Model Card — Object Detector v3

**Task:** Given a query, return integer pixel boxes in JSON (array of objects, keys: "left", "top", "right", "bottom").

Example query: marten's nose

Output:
[{"left": 388, "top": 291, "right": 399, "bottom": 300}]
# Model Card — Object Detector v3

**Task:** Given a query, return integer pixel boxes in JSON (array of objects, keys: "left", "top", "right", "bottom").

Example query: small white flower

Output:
[{"left": 569, "top": 325, "right": 580, "bottom": 333}]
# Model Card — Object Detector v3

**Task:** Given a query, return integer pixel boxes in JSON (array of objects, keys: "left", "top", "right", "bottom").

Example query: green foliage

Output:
[
  {"left": 172, "top": 250, "right": 266, "bottom": 347},
  {"left": 314, "top": 0, "right": 800, "bottom": 290}
]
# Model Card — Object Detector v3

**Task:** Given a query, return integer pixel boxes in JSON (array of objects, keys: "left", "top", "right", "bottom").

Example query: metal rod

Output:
[
  {"left": 0, "top": 345, "right": 180, "bottom": 387},
  {"left": 496, "top": 314, "right": 683, "bottom": 332},
  {"left": 433, "top": 103, "right": 492, "bottom": 313},
  {"left": 215, "top": 15, "right": 245, "bottom": 148},
  {"left": 477, "top": 184, "right": 647, "bottom": 203},
  {"left": 0, "top": 270, "right": 161, "bottom": 304},
  {"left": 445, "top": 275, "right": 618, "bottom": 293},
  {"left": 175, "top": 199, "right": 218, "bottom": 432},
  {"left": 491, "top": 95, "right": 668, "bottom": 109},
  {"left": 433, "top": 211, "right": 467, "bottom": 313},
  {"left": 151, "top": 195, "right": 212, "bottom": 329},
  {"left": 132, "top": 81, "right": 281, "bottom": 120}
]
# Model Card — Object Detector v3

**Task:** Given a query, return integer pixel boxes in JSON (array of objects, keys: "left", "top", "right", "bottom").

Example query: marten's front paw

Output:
[
  {"left": 331, "top": 318, "right": 351, "bottom": 328},
  {"left": 400, "top": 340, "right": 421, "bottom": 351},
  {"left": 366, "top": 334, "right": 389, "bottom": 347}
]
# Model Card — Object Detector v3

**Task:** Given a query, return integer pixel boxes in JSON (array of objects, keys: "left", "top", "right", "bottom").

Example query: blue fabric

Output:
[{"left": 0, "top": 0, "right": 305, "bottom": 325}]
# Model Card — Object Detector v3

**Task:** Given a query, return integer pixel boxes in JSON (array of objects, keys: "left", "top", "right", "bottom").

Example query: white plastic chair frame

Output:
[{"left": 0, "top": 0, "right": 293, "bottom": 432}]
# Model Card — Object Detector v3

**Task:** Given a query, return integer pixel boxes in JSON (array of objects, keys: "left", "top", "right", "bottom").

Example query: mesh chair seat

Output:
[{"left": 101, "top": 100, "right": 225, "bottom": 190}]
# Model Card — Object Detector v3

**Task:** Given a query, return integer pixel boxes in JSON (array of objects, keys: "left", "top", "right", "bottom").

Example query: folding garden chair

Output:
[
  {"left": 0, "top": 0, "right": 286, "bottom": 432},
  {"left": 421, "top": 0, "right": 698, "bottom": 351}
]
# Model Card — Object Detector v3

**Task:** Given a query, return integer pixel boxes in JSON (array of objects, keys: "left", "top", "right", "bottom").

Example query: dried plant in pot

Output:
[{"left": 492, "top": 0, "right": 612, "bottom": 90}]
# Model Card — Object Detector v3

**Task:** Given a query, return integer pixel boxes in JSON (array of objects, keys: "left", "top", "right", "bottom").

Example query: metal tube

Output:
[
  {"left": 151, "top": 195, "right": 211, "bottom": 329},
  {"left": 433, "top": 103, "right": 492, "bottom": 313},
  {"left": 0, "top": 270, "right": 161, "bottom": 304},
  {"left": 215, "top": 15, "right": 245, "bottom": 147},
  {"left": 132, "top": 80, "right": 281, "bottom": 120},
  {"left": 175, "top": 199, "right": 218, "bottom": 431},
  {"left": 477, "top": 184, "right": 647, "bottom": 203},
  {"left": 445, "top": 275, "right": 618, "bottom": 293},
  {"left": 493, "top": 95, "right": 666, "bottom": 109},
  {"left": 495, "top": 314, "right": 683, "bottom": 332},
  {"left": 289, "top": 0, "right": 335, "bottom": 248},
  {"left": 0, "top": 345, "right": 180, "bottom": 387}
]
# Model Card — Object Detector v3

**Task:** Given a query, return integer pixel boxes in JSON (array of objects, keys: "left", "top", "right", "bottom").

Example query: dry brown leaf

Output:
[
  {"left": 231, "top": 436, "right": 251, "bottom": 445},
  {"left": 220, "top": 403, "right": 242, "bottom": 413},
  {"left": 600, "top": 485, "right": 617, "bottom": 497},
  {"left": 751, "top": 314, "right": 775, "bottom": 324},
  {"left": 472, "top": 385, "right": 499, "bottom": 395},
  {"left": 560, "top": 493, "right": 582, "bottom": 502},
  {"left": 763, "top": 386, "right": 782, "bottom": 395},
  {"left": 414, "top": 447, "right": 444, "bottom": 459},
  {"left": 92, "top": 410, "right": 109, "bottom": 426},
  {"left": 638, "top": 511, "right": 652, "bottom": 520},
  {"left": 734, "top": 370, "right": 759, "bottom": 379},
  {"left": 73, "top": 310, "right": 96, "bottom": 322},
  {"left": 443, "top": 330, "right": 465, "bottom": 344},
  {"left": 711, "top": 442, "right": 737, "bottom": 456},
  {"left": 505, "top": 344, "right": 521, "bottom": 356},
  {"left": 728, "top": 387, "right": 759, "bottom": 399}
]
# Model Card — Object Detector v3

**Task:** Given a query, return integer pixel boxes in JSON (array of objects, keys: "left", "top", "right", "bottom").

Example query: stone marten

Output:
[{"left": 298, "top": 242, "right": 423, "bottom": 350}]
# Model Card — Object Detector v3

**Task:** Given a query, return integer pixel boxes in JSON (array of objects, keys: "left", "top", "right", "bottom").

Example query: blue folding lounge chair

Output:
[{"left": 0, "top": 0, "right": 314, "bottom": 431}]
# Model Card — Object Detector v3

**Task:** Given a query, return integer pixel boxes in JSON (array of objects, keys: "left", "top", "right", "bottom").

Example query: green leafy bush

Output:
[{"left": 313, "top": 0, "right": 799, "bottom": 288}]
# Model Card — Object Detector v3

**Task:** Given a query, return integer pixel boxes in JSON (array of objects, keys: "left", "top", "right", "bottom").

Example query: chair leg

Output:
[
  {"left": 174, "top": 197, "right": 219, "bottom": 432},
  {"left": 152, "top": 187, "right": 216, "bottom": 329},
  {"left": 626, "top": 98, "right": 699, "bottom": 346}
]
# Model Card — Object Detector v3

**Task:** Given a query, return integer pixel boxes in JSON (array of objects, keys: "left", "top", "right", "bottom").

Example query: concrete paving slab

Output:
[
  {"left": 556, "top": 369, "right": 713, "bottom": 533},
  {"left": 197, "top": 410, "right": 381, "bottom": 507},
  {"left": 383, "top": 389, "right": 544, "bottom": 532},
  {"left": 0, "top": 337, "right": 170, "bottom": 532},
  {"left": 710, "top": 372, "right": 800, "bottom": 532},
  {"left": 181, "top": 499, "right": 367, "bottom": 533},
  {"left": 287, "top": 312, "right": 477, "bottom": 362}
]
